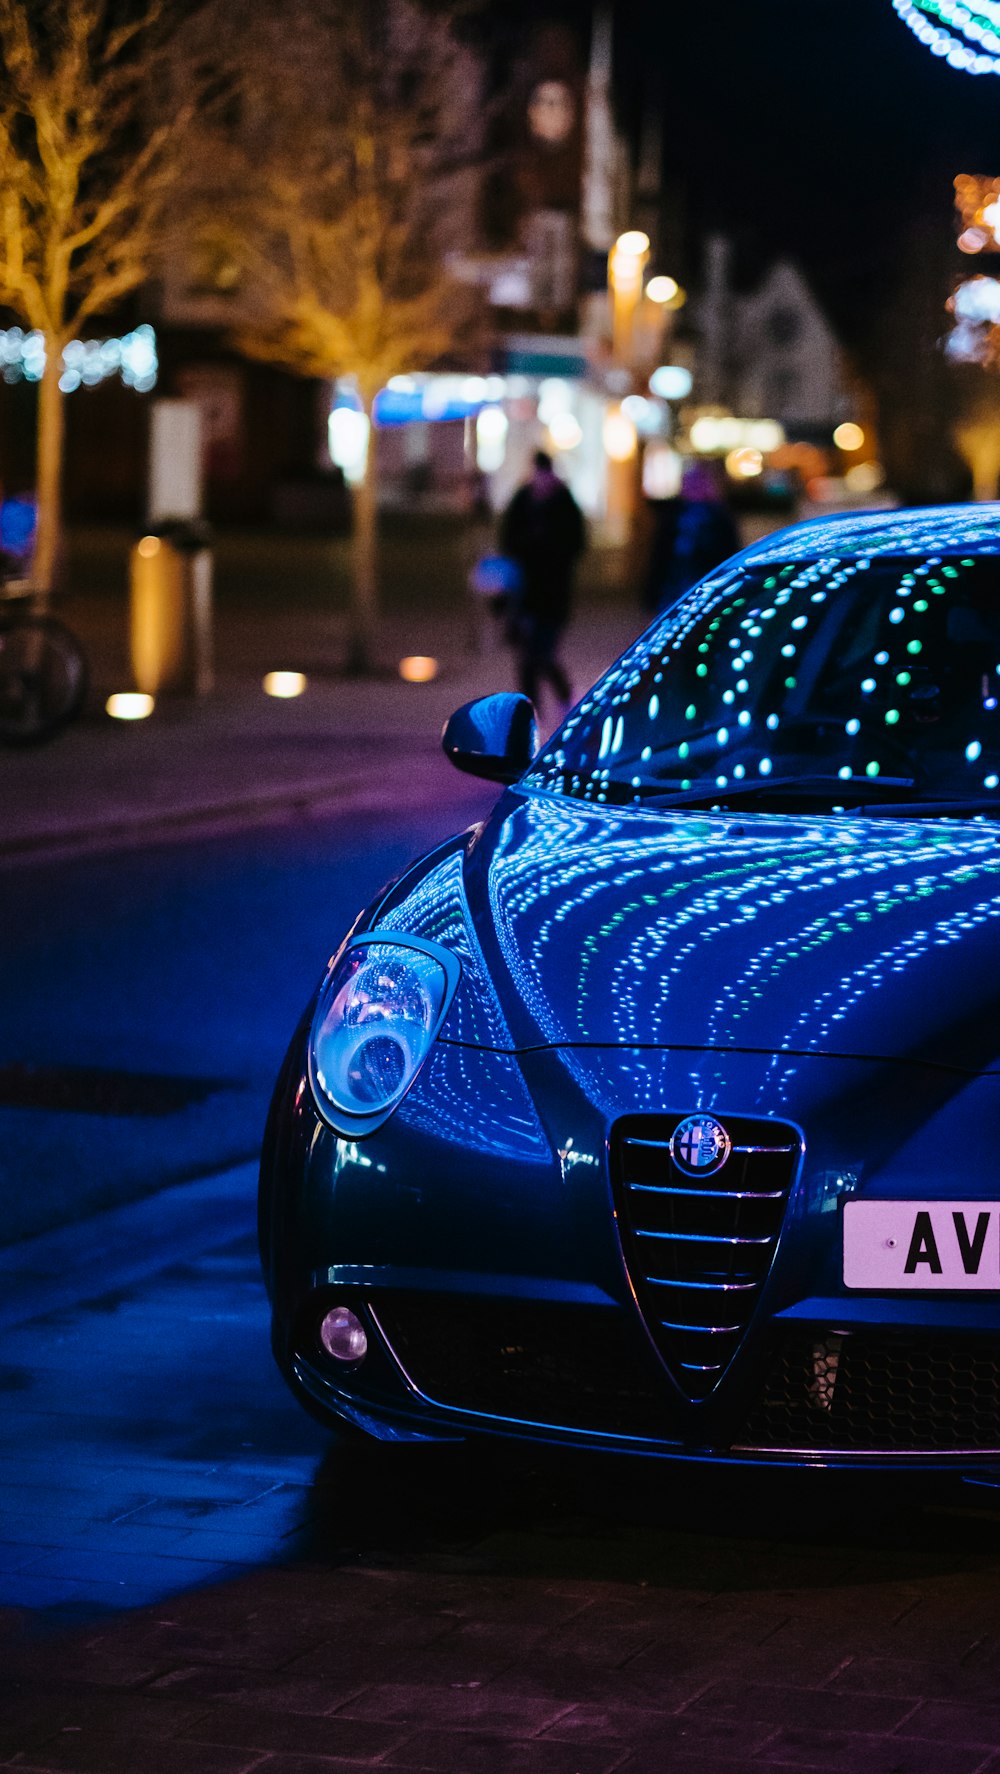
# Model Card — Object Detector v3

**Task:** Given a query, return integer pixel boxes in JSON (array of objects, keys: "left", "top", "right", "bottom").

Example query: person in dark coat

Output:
[
  {"left": 499, "top": 450, "right": 585, "bottom": 711},
  {"left": 643, "top": 459, "right": 741, "bottom": 614}
]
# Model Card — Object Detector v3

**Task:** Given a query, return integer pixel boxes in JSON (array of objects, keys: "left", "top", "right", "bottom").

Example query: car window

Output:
[{"left": 525, "top": 553, "right": 1000, "bottom": 811}]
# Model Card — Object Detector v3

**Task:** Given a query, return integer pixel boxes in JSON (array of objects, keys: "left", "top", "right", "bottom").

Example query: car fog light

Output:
[{"left": 319, "top": 1305, "right": 368, "bottom": 1363}]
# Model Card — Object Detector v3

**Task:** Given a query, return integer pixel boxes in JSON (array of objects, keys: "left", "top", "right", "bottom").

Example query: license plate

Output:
[{"left": 843, "top": 1200, "right": 1000, "bottom": 1291}]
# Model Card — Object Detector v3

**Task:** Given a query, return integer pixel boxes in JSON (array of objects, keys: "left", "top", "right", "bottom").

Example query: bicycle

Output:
[{"left": 0, "top": 576, "right": 88, "bottom": 744}]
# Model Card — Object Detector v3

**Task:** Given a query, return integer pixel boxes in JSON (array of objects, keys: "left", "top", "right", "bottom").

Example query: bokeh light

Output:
[
  {"left": 548, "top": 412, "right": 583, "bottom": 451},
  {"left": 263, "top": 671, "right": 307, "bottom": 699},
  {"left": 603, "top": 409, "right": 638, "bottom": 461},
  {"left": 726, "top": 447, "right": 764, "bottom": 478},
  {"left": 645, "top": 275, "right": 679, "bottom": 304},
  {"left": 649, "top": 364, "right": 693, "bottom": 400},
  {"left": 106, "top": 692, "right": 154, "bottom": 721},
  {"left": 399, "top": 655, "right": 439, "bottom": 683}
]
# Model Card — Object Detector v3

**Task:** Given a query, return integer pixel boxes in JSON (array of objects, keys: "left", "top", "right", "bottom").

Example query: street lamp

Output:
[
  {"left": 645, "top": 274, "right": 679, "bottom": 306},
  {"left": 833, "top": 421, "right": 865, "bottom": 453},
  {"left": 608, "top": 230, "right": 650, "bottom": 363},
  {"left": 605, "top": 231, "right": 653, "bottom": 544}
]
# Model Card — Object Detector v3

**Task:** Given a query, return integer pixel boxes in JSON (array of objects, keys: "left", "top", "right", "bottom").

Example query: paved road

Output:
[
  {"left": 0, "top": 754, "right": 495, "bottom": 1244},
  {"left": 6, "top": 1215, "right": 1000, "bottom": 1772}
]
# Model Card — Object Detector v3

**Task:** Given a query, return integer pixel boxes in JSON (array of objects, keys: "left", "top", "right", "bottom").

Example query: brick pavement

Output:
[{"left": 4, "top": 1228, "right": 1000, "bottom": 1770}]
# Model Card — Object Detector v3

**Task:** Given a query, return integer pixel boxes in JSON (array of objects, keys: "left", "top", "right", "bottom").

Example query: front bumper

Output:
[
  {"left": 260, "top": 1030, "right": 1000, "bottom": 1470},
  {"left": 275, "top": 1280, "right": 1000, "bottom": 1472}
]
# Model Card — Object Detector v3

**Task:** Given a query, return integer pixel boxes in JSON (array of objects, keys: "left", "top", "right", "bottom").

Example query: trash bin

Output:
[{"left": 129, "top": 518, "right": 213, "bottom": 696}]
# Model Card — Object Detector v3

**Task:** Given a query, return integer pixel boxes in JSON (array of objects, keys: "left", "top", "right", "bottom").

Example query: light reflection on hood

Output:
[{"left": 484, "top": 795, "right": 1000, "bottom": 1071}]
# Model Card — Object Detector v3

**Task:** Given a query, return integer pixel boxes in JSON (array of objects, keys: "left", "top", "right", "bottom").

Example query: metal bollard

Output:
[{"left": 128, "top": 523, "right": 213, "bottom": 696}]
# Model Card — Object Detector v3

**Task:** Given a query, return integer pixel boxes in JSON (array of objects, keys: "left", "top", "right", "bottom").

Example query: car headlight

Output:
[{"left": 307, "top": 934, "right": 460, "bottom": 1135}]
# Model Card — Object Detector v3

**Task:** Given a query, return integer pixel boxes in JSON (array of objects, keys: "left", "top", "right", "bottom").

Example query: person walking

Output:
[
  {"left": 643, "top": 459, "right": 741, "bottom": 615},
  {"left": 498, "top": 450, "right": 585, "bottom": 713}
]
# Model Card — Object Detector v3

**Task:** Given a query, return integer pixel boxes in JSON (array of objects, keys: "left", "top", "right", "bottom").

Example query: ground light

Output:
[
  {"left": 106, "top": 692, "right": 154, "bottom": 720},
  {"left": 399, "top": 656, "right": 439, "bottom": 683},
  {"left": 263, "top": 671, "right": 307, "bottom": 699}
]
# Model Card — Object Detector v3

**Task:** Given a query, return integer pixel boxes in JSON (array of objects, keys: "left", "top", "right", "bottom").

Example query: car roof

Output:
[{"left": 740, "top": 502, "right": 1000, "bottom": 567}]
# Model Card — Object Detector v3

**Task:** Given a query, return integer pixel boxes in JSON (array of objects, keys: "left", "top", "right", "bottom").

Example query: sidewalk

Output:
[
  {"left": 1, "top": 523, "right": 644, "bottom": 857},
  {"left": 0, "top": 525, "right": 643, "bottom": 1249}
]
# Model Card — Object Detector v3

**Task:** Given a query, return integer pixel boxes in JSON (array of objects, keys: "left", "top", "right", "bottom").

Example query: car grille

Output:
[
  {"left": 738, "top": 1330, "right": 1000, "bottom": 1455},
  {"left": 367, "top": 1292, "right": 675, "bottom": 1439},
  {"left": 611, "top": 1113, "right": 801, "bottom": 1401}
]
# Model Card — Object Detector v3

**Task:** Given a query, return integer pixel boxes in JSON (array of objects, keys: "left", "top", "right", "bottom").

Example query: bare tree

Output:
[
  {"left": 229, "top": 0, "right": 487, "bottom": 673},
  {"left": 0, "top": 0, "right": 223, "bottom": 594}
]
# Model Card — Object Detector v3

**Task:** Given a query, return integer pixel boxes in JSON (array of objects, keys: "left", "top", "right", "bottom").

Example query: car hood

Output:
[{"left": 461, "top": 791, "right": 1000, "bottom": 1073}]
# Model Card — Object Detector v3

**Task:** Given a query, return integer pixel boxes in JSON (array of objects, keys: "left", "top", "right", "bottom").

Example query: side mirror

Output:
[{"left": 441, "top": 693, "right": 538, "bottom": 784}]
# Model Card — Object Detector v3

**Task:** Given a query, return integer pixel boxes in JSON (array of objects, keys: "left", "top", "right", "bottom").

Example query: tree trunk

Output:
[
  {"left": 33, "top": 347, "right": 65, "bottom": 601},
  {"left": 345, "top": 403, "right": 378, "bottom": 674},
  {"left": 954, "top": 418, "right": 1000, "bottom": 503}
]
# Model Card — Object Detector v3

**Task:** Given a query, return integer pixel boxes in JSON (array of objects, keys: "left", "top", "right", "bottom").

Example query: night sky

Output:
[{"left": 505, "top": 0, "right": 1000, "bottom": 353}]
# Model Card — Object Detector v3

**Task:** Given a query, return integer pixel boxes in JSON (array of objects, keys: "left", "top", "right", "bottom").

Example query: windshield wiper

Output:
[
  {"left": 607, "top": 774, "right": 917, "bottom": 812},
  {"left": 860, "top": 796, "right": 1000, "bottom": 819}
]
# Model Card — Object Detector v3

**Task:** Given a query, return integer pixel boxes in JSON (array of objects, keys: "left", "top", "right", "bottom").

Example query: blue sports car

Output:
[{"left": 260, "top": 504, "right": 1000, "bottom": 1470}]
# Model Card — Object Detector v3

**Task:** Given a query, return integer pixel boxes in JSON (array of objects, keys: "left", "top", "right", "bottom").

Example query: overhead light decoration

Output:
[{"left": 891, "top": 0, "right": 1000, "bottom": 73}]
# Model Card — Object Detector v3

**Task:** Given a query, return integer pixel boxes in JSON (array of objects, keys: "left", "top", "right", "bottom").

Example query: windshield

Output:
[{"left": 525, "top": 551, "right": 1000, "bottom": 814}]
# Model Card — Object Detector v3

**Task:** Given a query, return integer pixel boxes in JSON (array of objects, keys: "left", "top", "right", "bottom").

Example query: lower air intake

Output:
[
  {"left": 368, "top": 1292, "right": 673, "bottom": 1438},
  {"left": 739, "top": 1330, "right": 1000, "bottom": 1456}
]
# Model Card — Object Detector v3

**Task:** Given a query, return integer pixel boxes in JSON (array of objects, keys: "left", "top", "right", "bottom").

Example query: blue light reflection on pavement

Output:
[{"left": 0, "top": 1235, "right": 327, "bottom": 1616}]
